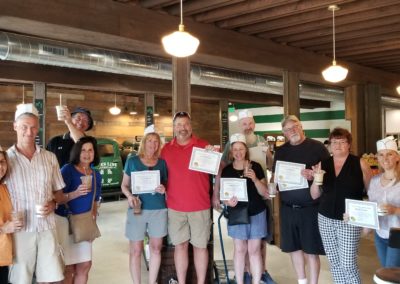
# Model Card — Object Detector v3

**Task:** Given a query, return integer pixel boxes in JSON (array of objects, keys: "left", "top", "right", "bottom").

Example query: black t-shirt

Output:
[
  {"left": 319, "top": 154, "right": 364, "bottom": 220},
  {"left": 46, "top": 132, "right": 75, "bottom": 168},
  {"left": 273, "top": 138, "right": 330, "bottom": 205},
  {"left": 221, "top": 161, "right": 267, "bottom": 216}
]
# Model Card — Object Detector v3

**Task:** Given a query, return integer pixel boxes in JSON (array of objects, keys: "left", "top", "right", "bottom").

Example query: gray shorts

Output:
[
  {"left": 227, "top": 210, "right": 268, "bottom": 240},
  {"left": 125, "top": 208, "right": 168, "bottom": 241}
]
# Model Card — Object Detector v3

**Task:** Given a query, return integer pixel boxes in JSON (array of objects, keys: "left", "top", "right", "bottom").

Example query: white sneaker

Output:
[{"left": 168, "top": 279, "right": 179, "bottom": 284}]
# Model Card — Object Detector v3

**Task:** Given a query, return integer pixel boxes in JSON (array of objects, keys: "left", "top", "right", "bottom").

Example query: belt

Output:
[{"left": 282, "top": 202, "right": 318, "bottom": 209}]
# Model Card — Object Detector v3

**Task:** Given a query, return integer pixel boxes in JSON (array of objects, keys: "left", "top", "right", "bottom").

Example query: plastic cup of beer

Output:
[
  {"left": 268, "top": 182, "right": 277, "bottom": 198},
  {"left": 377, "top": 204, "right": 388, "bottom": 216},
  {"left": 80, "top": 175, "right": 92, "bottom": 192},
  {"left": 11, "top": 210, "right": 24, "bottom": 230},
  {"left": 314, "top": 170, "right": 326, "bottom": 185},
  {"left": 244, "top": 162, "right": 252, "bottom": 175},
  {"left": 133, "top": 197, "right": 142, "bottom": 215},
  {"left": 56, "top": 105, "right": 68, "bottom": 121}
]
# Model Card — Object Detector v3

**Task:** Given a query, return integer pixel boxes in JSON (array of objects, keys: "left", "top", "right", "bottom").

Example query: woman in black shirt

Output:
[{"left": 221, "top": 133, "right": 268, "bottom": 284}]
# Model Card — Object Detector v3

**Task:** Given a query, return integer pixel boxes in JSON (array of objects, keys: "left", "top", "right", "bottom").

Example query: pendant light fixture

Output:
[
  {"left": 322, "top": 5, "right": 348, "bottom": 83},
  {"left": 161, "top": 0, "right": 199, "bottom": 57},
  {"left": 397, "top": 85, "right": 400, "bottom": 95},
  {"left": 109, "top": 93, "right": 121, "bottom": 115}
]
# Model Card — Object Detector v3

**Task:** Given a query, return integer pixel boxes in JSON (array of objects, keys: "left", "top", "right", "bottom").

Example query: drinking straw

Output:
[{"left": 59, "top": 94, "right": 62, "bottom": 106}]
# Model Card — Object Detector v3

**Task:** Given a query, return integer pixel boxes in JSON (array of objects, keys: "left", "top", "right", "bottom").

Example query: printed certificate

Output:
[
  {"left": 220, "top": 178, "right": 248, "bottom": 202},
  {"left": 189, "top": 147, "right": 222, "bottom": 175},
  {"left": 274, "top": 160, "right": 308, "bottom": 191},
  {"left": 131, "top": 170, "right": 160, "bottom": 194},
  {"left": 346, "top": 199, "right": 379, "bottom": 230}
]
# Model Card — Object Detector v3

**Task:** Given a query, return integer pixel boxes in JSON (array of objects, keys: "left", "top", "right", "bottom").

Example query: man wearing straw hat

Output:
[
  {"left": 6, "top": 103, "right": 66, "bottom": 283},
  {"left": 46, "top": 107, "right": 94, "bottom": 168},
  {"left": 213, "top": 109, "right": 276, "bottom": 284}
]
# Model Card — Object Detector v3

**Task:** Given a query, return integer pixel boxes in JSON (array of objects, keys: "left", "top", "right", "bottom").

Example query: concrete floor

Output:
[{"left": 90, "top": 200, "right": 380, "bottom": 283}]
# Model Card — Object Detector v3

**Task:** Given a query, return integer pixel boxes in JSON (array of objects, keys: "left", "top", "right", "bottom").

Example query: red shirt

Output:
[{"left": 161, "top": 135, "right": 210, "bottom": 212}]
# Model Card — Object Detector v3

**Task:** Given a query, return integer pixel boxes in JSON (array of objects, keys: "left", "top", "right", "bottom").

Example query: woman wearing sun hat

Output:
[
  {"left": 368, "top": 136, "right": 400, "bottom": 267},
  {"left": 221, "top": 133, "right": 268, "bottom": 284}
]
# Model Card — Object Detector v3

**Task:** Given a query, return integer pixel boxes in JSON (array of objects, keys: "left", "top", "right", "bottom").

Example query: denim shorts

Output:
[{"left": 227, "top": 210, "right": 267, "bottom": 240}]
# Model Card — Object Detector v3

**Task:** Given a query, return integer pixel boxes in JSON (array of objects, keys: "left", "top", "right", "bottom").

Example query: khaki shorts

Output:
[
  {"left": 168, "top": 208, "right": 211, "bottom": 248},
  {"left": 10, "top": 229, "right": 64, "bottom": 283}
]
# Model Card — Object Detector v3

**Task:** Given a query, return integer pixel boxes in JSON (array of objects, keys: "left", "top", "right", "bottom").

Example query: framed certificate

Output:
[
  {"left": 220, "top": 178, "right": 248, "bottom": 202},
  {"left": 189, "top": 147, "right": 222, "bottom": 175},
  {"left": 345, "top": 199, "right": 379, "bottom": 230},
  {"left": 131, "top": 170, "right": 160, "bottom": 194},
  {"left": 274, "top": 160, "right": 308, "bottom": 191}
]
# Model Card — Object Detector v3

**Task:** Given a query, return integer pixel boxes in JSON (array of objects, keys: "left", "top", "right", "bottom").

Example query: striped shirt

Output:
[{"left": 6, "top": 145, "right": 65, "bottom": 232}]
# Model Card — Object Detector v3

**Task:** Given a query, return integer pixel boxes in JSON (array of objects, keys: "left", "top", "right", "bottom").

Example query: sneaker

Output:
[
  {"left": 261, "top": 271, "right": 277, "bottom": 284},
  {"left": 168, "top": 278, "right": 178, "bottom": 284},
  {"left": 244, "top": 271, "right": 252, "bottom": 284}
]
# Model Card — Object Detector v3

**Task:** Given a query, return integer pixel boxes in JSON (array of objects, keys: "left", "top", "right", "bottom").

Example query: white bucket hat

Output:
[
  {"left": 143, "top": 124, "right": 156, "bottom": 135},
  {"left": 376, "top": 136, "right": 398, "bottom": 152},
  {"left": 230, "top": 133, "right": 246, "bottom": 145},
  {"left": 238, "top": 109, "right": 253, "bottom": 120},
  {"left": 15, "top": 103, "right": 39, "bottom": 120}
]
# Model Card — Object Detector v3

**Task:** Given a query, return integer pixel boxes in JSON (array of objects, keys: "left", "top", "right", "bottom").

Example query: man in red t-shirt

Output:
[{"left": 161, "top": 111, "right": 214, "bottom": 284}]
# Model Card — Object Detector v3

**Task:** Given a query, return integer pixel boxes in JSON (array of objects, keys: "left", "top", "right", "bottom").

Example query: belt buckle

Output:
[{"left": 292, "top": 204, "right": 301, "bottom": 209}]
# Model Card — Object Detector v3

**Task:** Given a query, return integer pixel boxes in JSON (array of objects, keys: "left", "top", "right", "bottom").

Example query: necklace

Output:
[{"left": 382, "top": 174, "right": 395, "bottom": 181}]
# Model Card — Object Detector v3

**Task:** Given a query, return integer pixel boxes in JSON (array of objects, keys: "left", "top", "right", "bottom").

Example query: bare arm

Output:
[{"left": 63, "top": 108, "right": 85, "bottom": 142}]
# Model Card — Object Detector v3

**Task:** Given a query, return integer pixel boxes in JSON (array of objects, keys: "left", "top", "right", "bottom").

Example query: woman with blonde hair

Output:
[
  {"left": 121, "top": 125, "right": 167, "bottom": 284},
  {"left": 368, "top": 136, "right": 400, "bottom": 267}
]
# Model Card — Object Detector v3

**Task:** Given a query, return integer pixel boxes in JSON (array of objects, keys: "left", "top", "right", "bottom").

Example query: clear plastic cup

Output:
[
  {"left": 80, "top": 175, "right": 92, "bottom": 192},
  {"left": 35, "top": 203, "right": 46, "bottom": 218},
  {"left": 268, "top": 182, "right": 277, "bottom": 198},
  {"left": 56, "top": 105, "right": 68, "bottom": 121},
  {"left": 11, "top": 210, "right": 24, "bottom": 230}
]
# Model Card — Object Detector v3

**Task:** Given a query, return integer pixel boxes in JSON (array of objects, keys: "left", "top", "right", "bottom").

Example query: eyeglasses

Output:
[
  {"left": 283, "top": 124, "right": 300, "bottom": 133},
  {"left": 173, "top": 111, "right": 191, "bottom": 121}
]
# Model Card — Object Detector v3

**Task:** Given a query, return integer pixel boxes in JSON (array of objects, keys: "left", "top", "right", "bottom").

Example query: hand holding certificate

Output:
[
  {"left": 189, "top": 147, "right": 222, "bottom": 175},
  {"left": 220, "top": 178, "right": 248, "bottom": 202},
  {"left": 345, "top": 199, "right": 379, "bottom": 230},
  {"left": 274, "top": 160, "right": 308, "bottom": 191},
  {"left": 131, "top": 170, "right": 160, "bottom": 194}
]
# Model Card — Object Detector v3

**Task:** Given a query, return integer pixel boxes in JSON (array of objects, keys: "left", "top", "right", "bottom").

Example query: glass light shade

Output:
[
  {"left": 162, "top": 25, "right": 199, "bottom": 57},
  {"left": 322, "top": 61, "right": 348, "bottom": 83},
  {"left": 109, "top": 106, "right": 121, "bottom": 115},
  {"left": 397, "top": 85, "right": 400, "bottom": 95},
  {"left": 229, "top": 114, "right": 238, "bottom": 122}
]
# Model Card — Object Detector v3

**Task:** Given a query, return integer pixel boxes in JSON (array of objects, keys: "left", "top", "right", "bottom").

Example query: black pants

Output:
[{"left": 0, "top": 266, "right": 9, "bottom": 284}]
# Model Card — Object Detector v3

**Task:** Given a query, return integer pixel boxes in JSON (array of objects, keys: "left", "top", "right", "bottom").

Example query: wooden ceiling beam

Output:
[
  {"left": 306, "top": 33, "right": 400, "bottom": 54},
  {"left": 267, "top": 15, "right": 399, "bottom": 43},
  {"left": 292, "top": 23, "right": 400, "bottom": 48},
  {"left": 139, "top": 0, "right": 178, "bottom": 9},
  {"left": 334, "top": 40, "right": 400, "bottom": 57},
  {"left": 166, "top": 0, "right": 244, "bottom": 16},
  {"left": 194, "top": 0, "right": 298, "bottom": 24},
  {"left": 238, "top": 0, "right": 399, "bottom": 34},
  {"left": 216, "top": 0, "right": 355, "bottom": 29}
]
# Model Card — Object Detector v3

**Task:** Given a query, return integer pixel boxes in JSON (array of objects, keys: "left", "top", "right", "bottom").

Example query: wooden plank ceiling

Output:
[{"left": 134, "top": 0, "right": 400, "bottom": 75}]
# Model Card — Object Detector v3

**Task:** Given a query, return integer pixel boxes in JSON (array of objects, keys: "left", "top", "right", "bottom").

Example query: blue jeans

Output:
[{"left": 375, "top": 232, "right": 400, "bottom": 267}]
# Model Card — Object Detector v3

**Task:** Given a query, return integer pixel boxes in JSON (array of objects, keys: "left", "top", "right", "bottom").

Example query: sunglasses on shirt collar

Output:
[{"left": 173, "top": 111, "right": 191, "bottom": 121}]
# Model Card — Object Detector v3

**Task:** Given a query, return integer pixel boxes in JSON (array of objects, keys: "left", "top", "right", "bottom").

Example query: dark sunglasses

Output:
[{"left": 173, "top": 111, "right": 191, "bottom": 121}]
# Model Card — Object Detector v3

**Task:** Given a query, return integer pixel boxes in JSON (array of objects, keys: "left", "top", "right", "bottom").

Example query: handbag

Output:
[
  {"left": 227, "top": 203, "right": 249, "bottom": 226},
  {"left": 68, "top": 173, "right": 101, "bottom": 243}
]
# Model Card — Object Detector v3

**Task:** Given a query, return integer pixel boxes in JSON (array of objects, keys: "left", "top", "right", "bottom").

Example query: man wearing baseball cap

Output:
[{"left": 46, "top": 106, "right": 94, "bottom": 168}]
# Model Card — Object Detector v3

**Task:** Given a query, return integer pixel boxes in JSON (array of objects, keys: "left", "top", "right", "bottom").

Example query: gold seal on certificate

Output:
[
  {"left": 345, "top": 199, "right": 380, "bottom": 230},
  {"left": 220, "top": 178, "right": 248, "bottom": 202},
  {"left": 131, "top": 170, "right": 160, "bottom": 194},
  {"left": 189, "top": 147, "right": 222, "bottom": 175}
]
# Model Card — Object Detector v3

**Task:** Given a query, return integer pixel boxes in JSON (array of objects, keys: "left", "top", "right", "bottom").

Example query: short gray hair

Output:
[{"left": 281, "top": 115, "right": 300, "bottom": 128}]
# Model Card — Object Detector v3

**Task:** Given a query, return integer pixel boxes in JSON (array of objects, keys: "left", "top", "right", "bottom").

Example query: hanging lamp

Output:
[
  {"left": 397, "top": 85, "right": 400, "bottom": 95},
  {"left": 322, "top": 5, "right": 348, "bottom": 83},
  {"left": 161, "top": 0, "right": 199, "bottom": 57},
  {"left": 109, "top": 93, "right": 121, "bottom": 115}
]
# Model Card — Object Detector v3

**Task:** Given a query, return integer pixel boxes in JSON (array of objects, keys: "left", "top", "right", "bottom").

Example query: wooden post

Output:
[
  {"left": 282, "top": 70, "right": 300, "bottom": 117},
  {"left": 172, "top": 57, "right": 191, "bottom": 114}
]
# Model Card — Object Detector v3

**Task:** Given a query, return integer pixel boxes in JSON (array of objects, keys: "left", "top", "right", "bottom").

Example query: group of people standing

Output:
[
  {"left": 0, "top": 103, "right": 100, "bottom": 284},
  {"left": 0, "top": 103, "right": 399, "bottom": 284}
]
